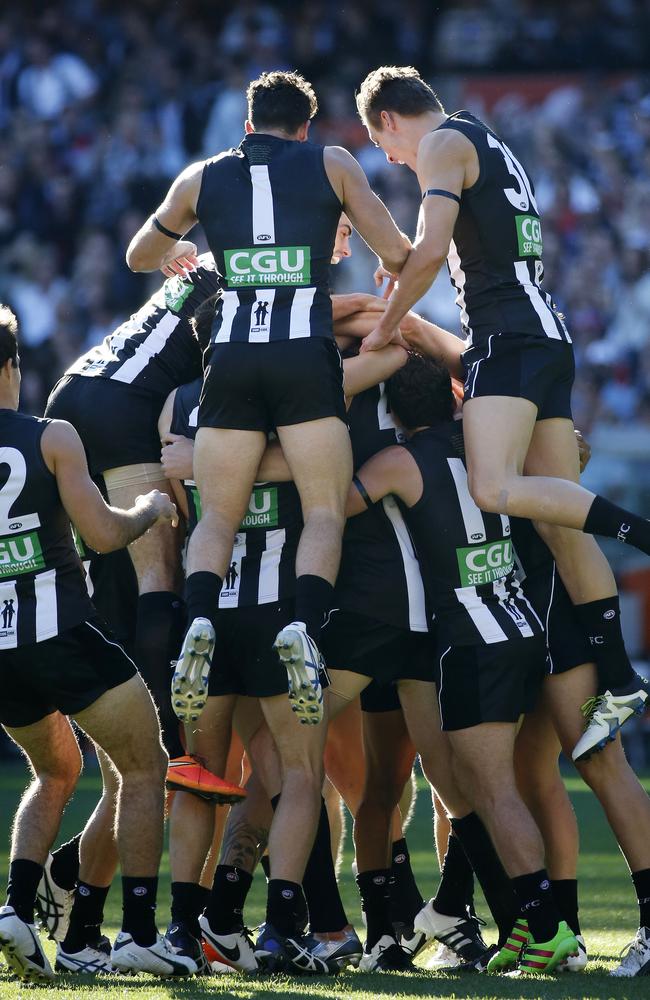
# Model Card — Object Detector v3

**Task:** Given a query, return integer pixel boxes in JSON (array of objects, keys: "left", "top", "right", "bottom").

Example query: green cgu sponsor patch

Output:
[
  {"left": 241, "top": 487, "right": 278, "bottom": 528},
  {"left": 515, "top": 214, "right": 543, "bottom": 257},
  {"left": 224, "top": 246, "right": 311, "bottom": 287},
  {"left": 0, "top": 531, "right": 45, "bottom": 577},
  {"left": 456, "top": 539, "right": 514, "bottom": 587}
]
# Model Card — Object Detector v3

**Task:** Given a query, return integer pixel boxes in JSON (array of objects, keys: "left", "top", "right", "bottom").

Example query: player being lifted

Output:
[{"left": 355, "top": 66, "right": 649, "bottom": 758}]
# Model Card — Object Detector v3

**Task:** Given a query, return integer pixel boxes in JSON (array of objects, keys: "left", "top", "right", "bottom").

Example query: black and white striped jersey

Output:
[
  {"left": 196, "top": 133, "right": 341, "bottom": 345},
  {"left": 437, "top": 112, "right": 570, "bottom": 347},
  {"left": 170, "top": 379, "right": 302, "bottom": 608},
  {"left": 0, "top": 411, "right": 94, "bottom": 648},
  {"left": 336, "top": 382, "right": 429, "bottom": 632},
  {"left": 398, "top": 421, "right": 543, "bottom": 646},
  {"left": 65, "top": 254, "right": 220, "bottom": 396}
]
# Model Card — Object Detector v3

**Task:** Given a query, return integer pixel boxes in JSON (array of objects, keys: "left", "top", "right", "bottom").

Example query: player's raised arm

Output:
[
  {"left": 346, "top": 445, "right": 422, "bottom": 517},
  {"left": 324, "top": 146, "right": 411, "bottom": 276},
  {"left": 126, "top": 161, "right": 204, "bottom": 273},
  {"left": 42, "top": 420, "right": 177, "bottom": 553}
]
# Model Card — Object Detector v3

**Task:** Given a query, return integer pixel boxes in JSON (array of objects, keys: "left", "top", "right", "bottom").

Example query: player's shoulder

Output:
[{"left": 418, "top": 124, "right": 475, "bottom": 163}]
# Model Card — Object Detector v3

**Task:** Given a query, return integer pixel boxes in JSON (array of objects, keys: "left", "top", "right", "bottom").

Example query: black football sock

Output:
[
  {"left": 433, "top": 832, "right": 474, "bottom": 920},
  {"left": 451, "top": 813, "right": 519, "bottom": 947},
  {"left": 584, "top": 496, "right": 650, "bottom": 556},
  {"left": 573, "top": 596, "right": 636, "bottom": 691},
  {"left": 62, "top": 881, "right": 110, "bottom": 952},
  {"left": 135, "top": 591, "right": 186, "bottom": 758},
  {"left": 356, "top": 869, "right": 394, "bottom": 949},
  {"left": 293, "top": 574, "right": 334, "bottom": 639},
  {"left": 632, "top": 868, "right": 650, "bottom": 929},
  {"left": 6, "top": 859, "right": 43, "bottom": 923},
  {"left": 511, "top": 869, "right": 560, "bottom": 943},
  {"left": 49, "top": 832, "right": 82, "bottom": 890},
  {"left": 389, "top": 838, "right": 425, "bottom": 926},
  {"left": 206, "top": 866, "right": 253, "bottom": 934},
  {"left": 170, "top": 881, "right": 205, "bottom": 937},
  {"left": 266, "top": 879, "right": 304, "bottom": 937},
  {"left": 267, "top": 794, "right": 309, "bottom": 933},
  {"left": 184, "top": 572, "right": 222, "bottom": 632},
  {"left": 302, "top": 798, "right": 348, "bottom": 933},
  {"left": 550, "top": 879, "right": 580, "bottom": 936},
  {"left": 121, "top": 876, "right": 158, "bottom": 947},
  {"left": 260, "top": 854, "right": 271, "bottom": 881}
]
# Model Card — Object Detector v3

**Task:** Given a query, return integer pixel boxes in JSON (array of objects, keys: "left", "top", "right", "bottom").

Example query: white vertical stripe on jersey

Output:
[
  {"left": 189, "top": 405, "right": 199, "bottom": 428},
  {"left": 454, "top": 586, "right": 508, "bottom": 643},
  {"left": 34, "top": 568, "right": 58, "bottom": 642},
  {"left": 447, "top": 239, "right": 473, "bottom": 342},
  {"left": 214, "top": 291, "right": 240, "bottom": 343},
  {"left": 249, "top": 289, "right": 275, "bottom": 344},
  {"left": 509, "top": 575, "right": 544, "bottom": 632},
  {"left": 251, "top": 165, "right": 276, "bottom": 244},
  {"left": 381, "top": 496, "right": 428, "bottom": 632},
  {"left": 288, "top": 287, "right": 316, "bottom": 339},
  {"left": 111, "top": 313, "right": 180, "bottom": 383},
  {"left": 493, "top": 578, "right": 534, "bottom": 638},
  {"left": 514, "top": 261, "right": 563, "bottom": 340},
  {"left": 0, "top": 579, "right": 18, "bottom": 648},
  {"left": 257, "top": 528, "right": 284, "bottom": 604},
  {"left": 446, "top": 457, "right": 486, "bottom": 543},
  {"left": 219, "top": 533, "right": 246, "bottom": 608},
  {"left": 499, "top": 514, "right": 511, "bottom": 536}
]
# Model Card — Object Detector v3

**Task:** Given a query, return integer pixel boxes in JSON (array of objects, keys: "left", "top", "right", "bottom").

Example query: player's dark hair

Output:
[
  {"left": 0, "top": 305, "right": 18, "bottom": 368},
  {"left": 191, "top": 293, "right": 221, "bottom": 354},
  {"left": 387, "top": 354, "right": 454, "bottom": 429},
  {"left": 356, "top": 66, "right": 443, "bottom": 128},
  {"left": 247, "top": 71, "right": 318, "bottom": 134}
]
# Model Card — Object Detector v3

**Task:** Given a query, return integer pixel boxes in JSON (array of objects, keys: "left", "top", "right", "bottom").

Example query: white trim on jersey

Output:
[
  {"left": 447, "top": 239, "right": 473, "bottom": 341},
  {"left": 249, "top": 289, "right": 275, "bottom": 344},
  {"left": 454, "top": 586, "right": 508, "bottom": 643},
  {"left": 251, "top": 165, "right": 276, "bottom": 244},
  {"left": 189, "top": 405, "right": 199, "bottom": 428},
  {"left": 84, "top": 618, "right": 138, "bottom": 670},
  {"left": 493, "top": 578, "right": 534, "bottom": 638},
  {"left": 111, "top": 312, "right": 181, "bottom": 384},
  {"left": 34, "top": 568, "right": 58, "bottom": 642},
  {"left": 545, "top": 565, "right": 557, "bottom": 673},
  {"left": 257, "top": 528, "right": 285, "bottom": 604},
  {"left": 288, "top": 287, "right": 316, "bottom": 339},
  {"left": 214, "top": 291, "right": 240, "bottom": 343},
  {"left": 446, "top": 457, "right": 486, "bottom": 543},
  {"left": 0, "top": 579, "right": 18, "bottom": 649},
  {"left": 499, "top": 514, "right": 511, "bottom": 536},
  {"left": 381, "top": 496, "right": 428, "bottom": 632},
  {"left": 514, "top": 261, "right": 563, "bottom": 340}
]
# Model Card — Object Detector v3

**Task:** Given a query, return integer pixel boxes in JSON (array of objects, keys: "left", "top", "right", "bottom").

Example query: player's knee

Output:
[
  {"left": 467, "top": 472, "right": 506, "bottom": 514},
  {"left": 302, "top": 506, "right": 346, "bottom": 532}
]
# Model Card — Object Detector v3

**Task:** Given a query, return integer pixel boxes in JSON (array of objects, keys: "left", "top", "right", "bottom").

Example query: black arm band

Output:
[
  {"left": 422, "top": 188, "right": 461, "bottom": 205},
  {"left": 153, "top": 215, "right": 184, "bottom": 241},
  {"left": 352, "top": 475, "right": 373, "bottom": 509}
]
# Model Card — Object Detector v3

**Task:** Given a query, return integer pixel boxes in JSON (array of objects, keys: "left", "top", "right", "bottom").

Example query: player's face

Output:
[
  {"left": 331, "top": 216, "right": 352, "bottom": 264},
  {"left": 366, "top": 119, "right": 406, "bottom": 166}
]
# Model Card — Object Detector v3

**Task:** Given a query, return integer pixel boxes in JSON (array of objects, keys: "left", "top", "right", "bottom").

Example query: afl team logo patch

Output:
[
  {"left": 603, "top": 609, "right": 616, "bottom": 620},
  {"left": 224, "top": 246, "right": 311, "bottom": 287}
]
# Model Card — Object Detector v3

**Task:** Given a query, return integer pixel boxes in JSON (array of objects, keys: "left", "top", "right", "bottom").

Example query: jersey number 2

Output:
[{"left": 0, "top": 448, "right": 41, "bottom": 535}]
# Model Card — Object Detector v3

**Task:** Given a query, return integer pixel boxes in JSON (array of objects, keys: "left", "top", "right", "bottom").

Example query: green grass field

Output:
[{"left": 0, "top": 759, "right": 648, "bottom": 999}]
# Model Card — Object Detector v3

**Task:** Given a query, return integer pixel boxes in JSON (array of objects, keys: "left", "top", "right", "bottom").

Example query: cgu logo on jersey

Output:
[
  {"left": 163, "top": 274, "right": 194, "bottom": 312},
  {"left": 240, "top": 487, "right": 279, "bottom": 529},
  {"left": 0, "top": 531, "right": 45, "bottom": 578},
  {"left": 224, "top": 247, "right": 311, "bottom": 287},
  {"left": 515, "top": 214, "right": 543, "bottom": 258},
  {"left": 456, "top": 539, "right": 514, "bottom": 587}
]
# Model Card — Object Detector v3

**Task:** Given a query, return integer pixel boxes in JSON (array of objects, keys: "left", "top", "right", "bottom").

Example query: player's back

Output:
[
  {"left": 0, "top": 411, "right": 93, "bottom": 647},
  {"left": 197, "top": 134, "right": 342, "bottom": 344},
  {"left": 398, "top": 421, "right": 542, "bottom": 646},
  {"left": 437, "top": 111, "right": 569, "bottom": 346}
]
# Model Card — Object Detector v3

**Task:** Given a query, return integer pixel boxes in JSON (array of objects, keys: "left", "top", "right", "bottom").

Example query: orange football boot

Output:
[{"left": 166, "top": 755, "right": 247, "bottom": 804}]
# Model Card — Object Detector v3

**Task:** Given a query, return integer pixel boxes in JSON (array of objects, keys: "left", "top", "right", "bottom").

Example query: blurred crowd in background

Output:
[{"left": 1, "top": 0, "right": 650, "bottom": 749}]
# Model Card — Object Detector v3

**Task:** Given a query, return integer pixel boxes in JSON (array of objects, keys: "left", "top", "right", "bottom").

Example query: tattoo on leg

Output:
[{"left": 219, "top": 813, "right": 269, "bottom": 872}]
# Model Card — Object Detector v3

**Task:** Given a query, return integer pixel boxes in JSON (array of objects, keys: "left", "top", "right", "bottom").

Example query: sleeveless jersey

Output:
[
  {"left": 336, "top": 383, "right": 429, "bottom": 632},
  {"left": 0, "top": 411, "right": 94, "bottom": 648},
  {"left": 398, "top": 422, "right": 543, "bottom": 646},
  {"left": 170, "top": 380, "right": 302, "bottom": 607},
  {"left": 196, "top": 133, "right": 341, "bottom": 345},
  {"left": 65, "top": 253, "right": 220, "bottom": 395},
  {"left": 436, "top": 112, "right": 570, "bottom": 347}
]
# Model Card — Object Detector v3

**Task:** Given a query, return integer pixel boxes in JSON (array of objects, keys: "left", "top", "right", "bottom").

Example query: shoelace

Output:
[
  {"left": 617, "top": 932, "right": 645, "bottom": 964},
  {"left": 580, "top": 695, "right": 604, "bottom": 721}
]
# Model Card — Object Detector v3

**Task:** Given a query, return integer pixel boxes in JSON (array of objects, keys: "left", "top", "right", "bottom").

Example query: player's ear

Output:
[{"left": 245, "top": 120, "right": 254, "bottom": 134}]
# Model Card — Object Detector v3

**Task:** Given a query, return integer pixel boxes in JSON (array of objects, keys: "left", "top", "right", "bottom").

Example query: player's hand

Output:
[
  {"left": 575, "top": 429, "right": 592, "bottom": 473},
  {"left": 161, "top": 433, "right": 195, "bottom": 481},
  {"left": 374, "top": 265, "right": 398, "bottom": 299},
  {"left": 161, "top": 241, "right": 199, "bottom": 277},
  {"left": 397, "top": 310, "right": 424, "bottom": 341},
  {"left": 360, "top": 323, "right": 400, "bottom": 352},
  {"left": 136, "top": 490, "right": 179, "bottom": 528}
]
